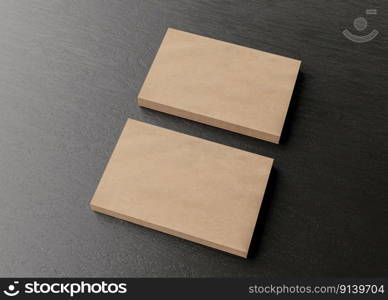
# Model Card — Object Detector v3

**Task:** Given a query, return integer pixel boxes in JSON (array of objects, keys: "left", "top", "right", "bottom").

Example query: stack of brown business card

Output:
[{"left": 90, "top": 28, "right": 301, "bottom": 257}]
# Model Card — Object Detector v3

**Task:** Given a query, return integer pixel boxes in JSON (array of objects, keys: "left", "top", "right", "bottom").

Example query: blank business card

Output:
[
  {"left": 90, "top": 119, "right": 273, "bottom": 257},
  {"left": 138, "top": 28, "right": 301, "bottom": 143}
]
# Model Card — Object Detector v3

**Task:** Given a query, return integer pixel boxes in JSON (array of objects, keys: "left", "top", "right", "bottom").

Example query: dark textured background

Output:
[{"left": 0, "top": 0, "right": 387, "bottom": 277}]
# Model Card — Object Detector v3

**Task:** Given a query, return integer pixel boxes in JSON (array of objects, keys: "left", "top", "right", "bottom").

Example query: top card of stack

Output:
[{"left": 138, "top": 28, "right": 301, "bottom": 143}]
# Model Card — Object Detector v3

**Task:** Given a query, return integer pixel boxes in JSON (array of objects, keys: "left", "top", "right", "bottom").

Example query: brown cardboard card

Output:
[
  {"left": 138, "top": 28, "right": 301, "bottom": 143},
  {"left": 90, "top": 119, "right": 273, "bottom": 257}
]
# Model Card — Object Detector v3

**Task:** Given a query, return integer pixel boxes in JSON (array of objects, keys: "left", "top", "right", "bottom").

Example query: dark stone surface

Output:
[{"left": 0, "top": 0, "right": 387, "bottom": 277}]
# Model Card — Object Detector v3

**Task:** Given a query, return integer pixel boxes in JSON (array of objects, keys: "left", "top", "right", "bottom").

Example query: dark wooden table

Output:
[{"left": 0, "top": 0, "right": 387, "bottom": 277}]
